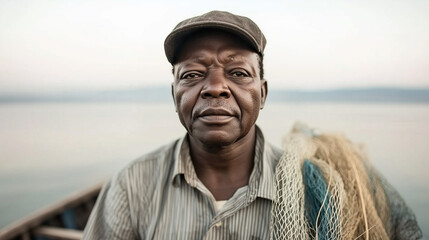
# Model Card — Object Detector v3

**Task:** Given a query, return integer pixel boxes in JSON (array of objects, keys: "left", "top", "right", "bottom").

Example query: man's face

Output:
[{"left": 172, "top": 30, "right": 267, "bottom": 147}]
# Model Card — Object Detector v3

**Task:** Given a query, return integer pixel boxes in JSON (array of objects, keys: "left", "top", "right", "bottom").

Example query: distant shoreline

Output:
[{"left": 1, "top": 87, "right": 429, "bottom": 103}]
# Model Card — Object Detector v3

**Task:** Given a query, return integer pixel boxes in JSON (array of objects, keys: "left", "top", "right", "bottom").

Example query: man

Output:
[{"left": 83, "top": 11, "right": 422, "bottom": 239}]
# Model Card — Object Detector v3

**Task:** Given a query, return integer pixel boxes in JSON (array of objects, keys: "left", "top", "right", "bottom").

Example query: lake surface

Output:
[{"left": 0, "top": 102, "right": 428, "bottom": 237}]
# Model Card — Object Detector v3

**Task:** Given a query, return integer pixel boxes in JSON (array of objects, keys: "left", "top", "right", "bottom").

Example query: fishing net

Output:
[{"left": 270, "top": 123, "right": 390, "bottom": 240}]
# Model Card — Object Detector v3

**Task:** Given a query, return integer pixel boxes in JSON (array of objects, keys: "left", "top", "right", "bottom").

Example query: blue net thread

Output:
[{"left": 303, "top": 159, "right": 337, "bottom": 240}]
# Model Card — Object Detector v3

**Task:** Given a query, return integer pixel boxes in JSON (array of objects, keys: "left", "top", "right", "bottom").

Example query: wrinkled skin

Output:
[{"left": 172, "top": 30, "right": 267, "bottom": 150}]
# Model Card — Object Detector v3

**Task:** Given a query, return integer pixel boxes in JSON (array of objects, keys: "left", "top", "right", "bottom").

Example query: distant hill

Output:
[
  {"left": 268, "top": 88, "right": 429, "bottom": 103},
  {"left": 0, "top": 87, "right": 172, "bottom": 103},
  {"left": 1, "top": 87, "right": 429, "bottom": 103}
]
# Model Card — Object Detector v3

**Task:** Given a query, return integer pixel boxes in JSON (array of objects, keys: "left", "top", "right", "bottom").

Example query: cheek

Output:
[
  {"left": 250, "top": 90, "right": 262, "bottom": 118},
  {"left": 174, "top": 87, "right": 200, "bottom": 122},
  {"left": 240, "top": 87, "right": 262, "bottom": 114},
  {"left": 242, "top": 90, "right": 262, "bottom": 127}
]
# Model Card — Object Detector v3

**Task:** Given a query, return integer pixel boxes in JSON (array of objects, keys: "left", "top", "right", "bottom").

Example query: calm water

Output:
[{"left": 0, "top": 102, "right": 428, "bottom": 236}]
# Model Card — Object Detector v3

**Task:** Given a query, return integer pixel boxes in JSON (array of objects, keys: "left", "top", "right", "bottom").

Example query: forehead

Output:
[{"left": 175, "top": 29, "right": 256, "bottom": 63}]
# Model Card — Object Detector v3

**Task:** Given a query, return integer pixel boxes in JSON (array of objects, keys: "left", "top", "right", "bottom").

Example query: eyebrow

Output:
[
  {"left": 175, "top": 50, "right": 256, "bottom": 73},
  {"left": 220, "top": 52, "right": 249, "bottom": 63}
]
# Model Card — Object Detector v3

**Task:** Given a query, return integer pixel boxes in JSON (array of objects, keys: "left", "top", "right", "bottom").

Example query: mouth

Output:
[{"left": 196, "top": 108, "right": 236, "bottom": 124}]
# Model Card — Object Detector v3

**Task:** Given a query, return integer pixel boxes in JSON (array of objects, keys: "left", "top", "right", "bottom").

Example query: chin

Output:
[{"left": 191, "top": 129, "right": 240, "bottom": 147}]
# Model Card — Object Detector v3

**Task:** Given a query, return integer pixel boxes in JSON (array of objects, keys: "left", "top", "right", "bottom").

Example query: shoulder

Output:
[
  {"left": 108, "top": 139, "right": 182, "bottom": 195},
  {"left": 125, "top": 139, "right": 179, "bottom": 172},
  {"left": 265, "top": 141, "right": 283, "bottom": 158},
  {"left": 256, "top": 125, "right": 283, "bottom": 169},
  {"left": 264, "top": 141, "right": 283, "bottom": 168},
  {"left": 82, "top": 139, "right": 185, "bottom": 240}
]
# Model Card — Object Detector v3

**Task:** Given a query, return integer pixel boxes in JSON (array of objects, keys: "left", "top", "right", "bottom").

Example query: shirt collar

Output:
[{"left": 171, "top": 126, "right": 282, "bottom": 201}]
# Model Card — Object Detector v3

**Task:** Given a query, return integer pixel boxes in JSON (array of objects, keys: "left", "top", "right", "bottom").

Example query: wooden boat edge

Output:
[{"left": 0, "top": 181, "right": 105, "bottom": 240}]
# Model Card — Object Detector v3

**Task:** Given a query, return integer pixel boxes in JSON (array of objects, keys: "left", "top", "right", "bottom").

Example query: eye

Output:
[
  {"left": 230, "top": 69, "right": 249, "bottom": 78},
  {"left": 181, "top": 71, "right": 203, "bottom": 80}
]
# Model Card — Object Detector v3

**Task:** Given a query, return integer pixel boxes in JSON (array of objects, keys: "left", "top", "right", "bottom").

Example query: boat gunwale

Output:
[{"left": 0, "top": 181, "right": 104, "bottom": 240}]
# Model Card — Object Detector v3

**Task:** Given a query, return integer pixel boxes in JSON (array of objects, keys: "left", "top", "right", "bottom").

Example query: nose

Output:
[{"left": 200, "top": 70, "right": 231, "bottom": 99}]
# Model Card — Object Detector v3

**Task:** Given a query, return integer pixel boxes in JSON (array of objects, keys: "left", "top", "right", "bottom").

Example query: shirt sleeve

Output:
[{"left": 82, "top": 173, "right": 137, "bottom": 240}]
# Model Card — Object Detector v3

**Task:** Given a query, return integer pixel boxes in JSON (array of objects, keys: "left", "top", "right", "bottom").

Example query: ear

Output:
[
  {"left": 260, "top": 79, "right": 268, "bottom": 109},
  {"left": 171, "top": 83, "right": 177, "bottom": 112}
]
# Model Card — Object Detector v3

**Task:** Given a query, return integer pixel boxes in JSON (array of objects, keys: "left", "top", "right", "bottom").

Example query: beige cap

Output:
[{"left": 164, "top": 10, "right": 266, "bottom": 64}]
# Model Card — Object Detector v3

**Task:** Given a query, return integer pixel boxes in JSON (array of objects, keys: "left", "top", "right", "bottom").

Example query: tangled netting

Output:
[{"left": 270, "top": 123, "right": 391, "bottom": 240}]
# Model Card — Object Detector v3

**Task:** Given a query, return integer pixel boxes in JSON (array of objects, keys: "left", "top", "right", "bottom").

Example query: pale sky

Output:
[{"left": 0, "top": 0, "right": 428, "bottom": 93}]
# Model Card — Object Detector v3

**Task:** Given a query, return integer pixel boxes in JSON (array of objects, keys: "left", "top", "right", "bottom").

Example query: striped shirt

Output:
[{"left": 83, "top": 127, "right": 283, "bottom": 239}]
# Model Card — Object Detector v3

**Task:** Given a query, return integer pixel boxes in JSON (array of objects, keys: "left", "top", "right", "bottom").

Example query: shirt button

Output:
[{"left": 215, "top": 221, "right": 222, "bottom": 227}]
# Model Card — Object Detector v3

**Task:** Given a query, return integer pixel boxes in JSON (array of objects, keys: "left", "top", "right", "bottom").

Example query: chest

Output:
[{"left": 135, "top": 181, "right": 272, "bottom": 239}]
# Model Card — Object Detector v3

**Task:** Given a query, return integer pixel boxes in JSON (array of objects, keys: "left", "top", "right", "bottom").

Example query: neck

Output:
[{"left": 188, "top": 126, "right": 257, "bottom": 200}]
